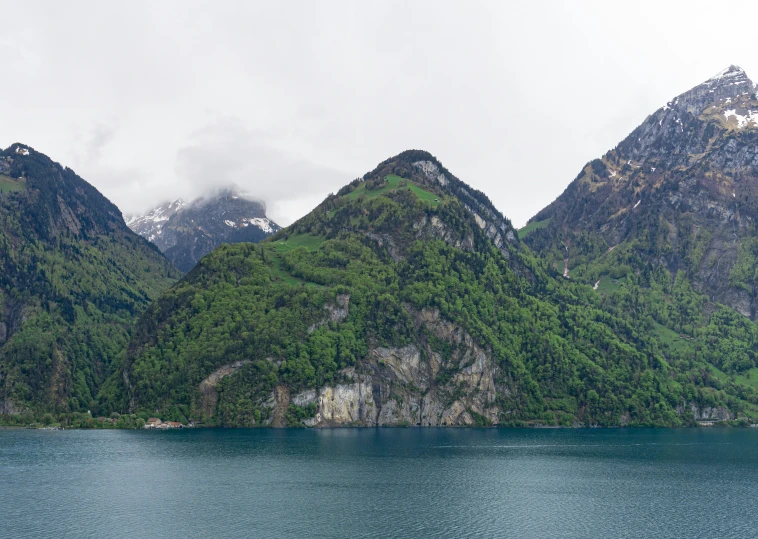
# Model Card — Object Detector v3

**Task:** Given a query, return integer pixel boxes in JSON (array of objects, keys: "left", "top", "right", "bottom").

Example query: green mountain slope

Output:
[
  {"left": 0, "top": 143, "right": 180, "bottom": 418},
  {"left": 523, "top": 66, "right": 758, "bottom": 396},
  {"left": 123, "top": 151, "right": 756, "bottom": 427}
]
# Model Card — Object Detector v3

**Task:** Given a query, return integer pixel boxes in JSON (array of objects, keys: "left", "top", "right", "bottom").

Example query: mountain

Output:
[
  {"left": 126, "top": 191, "right": 280, "bottom": 272},
  {"left": 121, "top": 150, "right": 756, "bottom": 428},
  {"left": 0, "top": 143, "right": 179, "bottom": 418},
  {"left": 524, "top": 65, "right": 758, "bottom": 319},
  {"left": 522, "top": 65, "right": 758, "bottom": 382}
]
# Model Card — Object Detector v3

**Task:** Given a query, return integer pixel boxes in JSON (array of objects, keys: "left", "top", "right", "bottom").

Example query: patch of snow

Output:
[
  {"left": 224, "top": 220, "right": 236, "bottom": 227},
  {"left": 15, "top": 147, "right": 29, "bottom": 156},
  {"left": 723, "top": 108, "right": 758, "bottom": 128},
  {"left": 733, "top": 192, "right": 736, "bottom": 198},
  {"left": 609, "top": 170, "right": 617, "bottom": 178},
  {"left": 125, "top": 198, "right": 188, "bottom": 236},
  {"left": 244, "top": 217, "right": 273, "bottom": 233},
  {"left": 651, "top": 167, "right": 656, "bottom": 172},
  {"left": 633, "top": 200, "right": 641, "bottom": 209},
  {"left": 708, "top": 66, "right": 744, "bottom": 82}
]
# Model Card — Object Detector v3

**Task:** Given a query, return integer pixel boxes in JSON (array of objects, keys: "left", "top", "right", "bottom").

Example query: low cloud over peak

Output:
[{"left": 173, "top": 117, "right": 351, "bottom": 225}]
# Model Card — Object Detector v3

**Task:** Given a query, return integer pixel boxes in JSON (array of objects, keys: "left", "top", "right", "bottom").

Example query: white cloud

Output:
[
  {"left": 172, "top": 117, "right": 352, "bottom": 225},
  {"left": 1, "top": 0, "right": 757, "bottom": 226}
]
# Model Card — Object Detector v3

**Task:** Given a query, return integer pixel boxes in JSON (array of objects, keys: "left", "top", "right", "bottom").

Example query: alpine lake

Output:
[{"left": 1, "top": 427, "right": 757, "bottom": 538}]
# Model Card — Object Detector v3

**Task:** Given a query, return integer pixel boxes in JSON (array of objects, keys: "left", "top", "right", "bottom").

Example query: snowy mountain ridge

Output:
[{"left": 126, "top": 190, "right": 280, "bottom": 272}]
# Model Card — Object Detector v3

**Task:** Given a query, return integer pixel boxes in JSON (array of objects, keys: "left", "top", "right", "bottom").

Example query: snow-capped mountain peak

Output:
[{"left": 126, "top": 190, "right": 280, "bottom": 272}]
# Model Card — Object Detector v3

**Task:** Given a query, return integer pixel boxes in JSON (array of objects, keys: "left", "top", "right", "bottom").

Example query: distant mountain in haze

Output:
[{"left": 126, "top": 190, "right": 280, "bottom": 272}]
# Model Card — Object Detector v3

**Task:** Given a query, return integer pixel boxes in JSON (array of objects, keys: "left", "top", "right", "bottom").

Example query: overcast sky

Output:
[{"left": 2, "top": 1, "right": 758, "bottom": 226}]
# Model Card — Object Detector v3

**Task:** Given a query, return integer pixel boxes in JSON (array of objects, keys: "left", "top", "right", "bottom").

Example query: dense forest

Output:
[{"left": 0, "top": 144, "right": 179, "bottom": 423}]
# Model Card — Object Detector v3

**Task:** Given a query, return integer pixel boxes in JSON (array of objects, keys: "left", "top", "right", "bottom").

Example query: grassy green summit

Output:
[
  {"left": 342, "top": 173, "right": 442, "bottom": 206},
  {"left": 121, "top": 150, "right": 756, "bottom": 428},
  {"left": 0, "top": 144, "right": 179, "bottom": 419}
]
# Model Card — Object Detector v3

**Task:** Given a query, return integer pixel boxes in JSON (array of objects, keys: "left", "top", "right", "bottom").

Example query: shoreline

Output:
[{"left": 3, "top": 422, "right": 757, "bottom": 431}]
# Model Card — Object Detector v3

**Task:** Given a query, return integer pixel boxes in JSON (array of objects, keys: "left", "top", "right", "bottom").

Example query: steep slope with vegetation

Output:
[
  {"left": 122, "top": 151, "right": 758, "bottom": 428},
  {"left": 0, "top": 144, "right": 179, "bottom": 420},
  {"left": 523, "top": 65, "right": 758, "bottom": 398}
]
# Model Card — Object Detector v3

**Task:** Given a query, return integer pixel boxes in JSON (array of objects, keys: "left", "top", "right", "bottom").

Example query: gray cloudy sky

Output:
[{"left": 2, "top": 1, "right": 758, "bottom": 226}]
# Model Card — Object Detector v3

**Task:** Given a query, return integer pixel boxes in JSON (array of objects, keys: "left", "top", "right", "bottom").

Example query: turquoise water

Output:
[{"left": 1, "top": 428, "right": 757, "bottom": 538}]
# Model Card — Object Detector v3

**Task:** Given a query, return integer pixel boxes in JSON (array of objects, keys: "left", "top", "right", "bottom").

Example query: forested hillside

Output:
[
  {"left": 0, "top": 144, "right": 179, "bottom": 420},
  {"left": 121, "top": 151, "right": 758, "bottom": 427}
]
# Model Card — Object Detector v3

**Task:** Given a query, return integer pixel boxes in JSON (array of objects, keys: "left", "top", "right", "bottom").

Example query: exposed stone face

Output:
[
  {"left": 308, "top": 294, "right": 351, "bottom": 333},
  {"left": 366, "top": 214, "right": 475, "bottom": 261},
  {"left": 307, "top": 381, "right": 377, "bottom": 426},
  {"left": 255, "top": 307, "right": 505, "bottom": 427},
  {"left": 676, "top": 403, "right": 734, "bottom": 421},
  {"left": 291, "top": 389, "right": 317, "bottom": 407},
  {"left": 57, "top": 195, "right": 82, "bottom": 235},
  {"left": 0, "top": 397, "right": 23, "bottom": 415},
  {"left": 413, "top": 161, "right": 516, "bottom": 257},
  {"left": 205, "top": 306, "right": 507, "bottom": 428},
  {"left": 270, "top": 385, "right": 291, "bottom": 427},
  {"left": 411, "top": 158, "right": 517, "bottom": 258},
  {"left": 415, "top": 215, "right": 475, "bottom": 252},
  {"left": 364, "top": 232, "right": 403, "bottom": 262},
  {"left": 197, "top": 360, "right": 251, "bottom": 417}
]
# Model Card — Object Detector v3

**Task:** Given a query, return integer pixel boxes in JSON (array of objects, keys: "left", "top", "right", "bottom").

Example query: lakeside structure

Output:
[{"left": 144, "top": 419, "right": 184, "bottom": 429}]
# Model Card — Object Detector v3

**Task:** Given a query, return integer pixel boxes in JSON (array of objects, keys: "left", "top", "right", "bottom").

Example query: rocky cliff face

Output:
[
  {"left": 525, "top": 65, "right": 758, "bottom": 318},
  {"left": 126, "top": 190, "right": 280, "bottom": 272},
  {"left": 301, "top": 308, "right": 502, "bottom": 427},
  {"left": 197, "top": 307, "right": 506, "bottom": 427}
]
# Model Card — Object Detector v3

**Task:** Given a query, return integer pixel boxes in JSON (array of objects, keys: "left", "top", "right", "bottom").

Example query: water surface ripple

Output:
[{"left": 1, "top": 428, "right": 756, "bottom": 538}]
